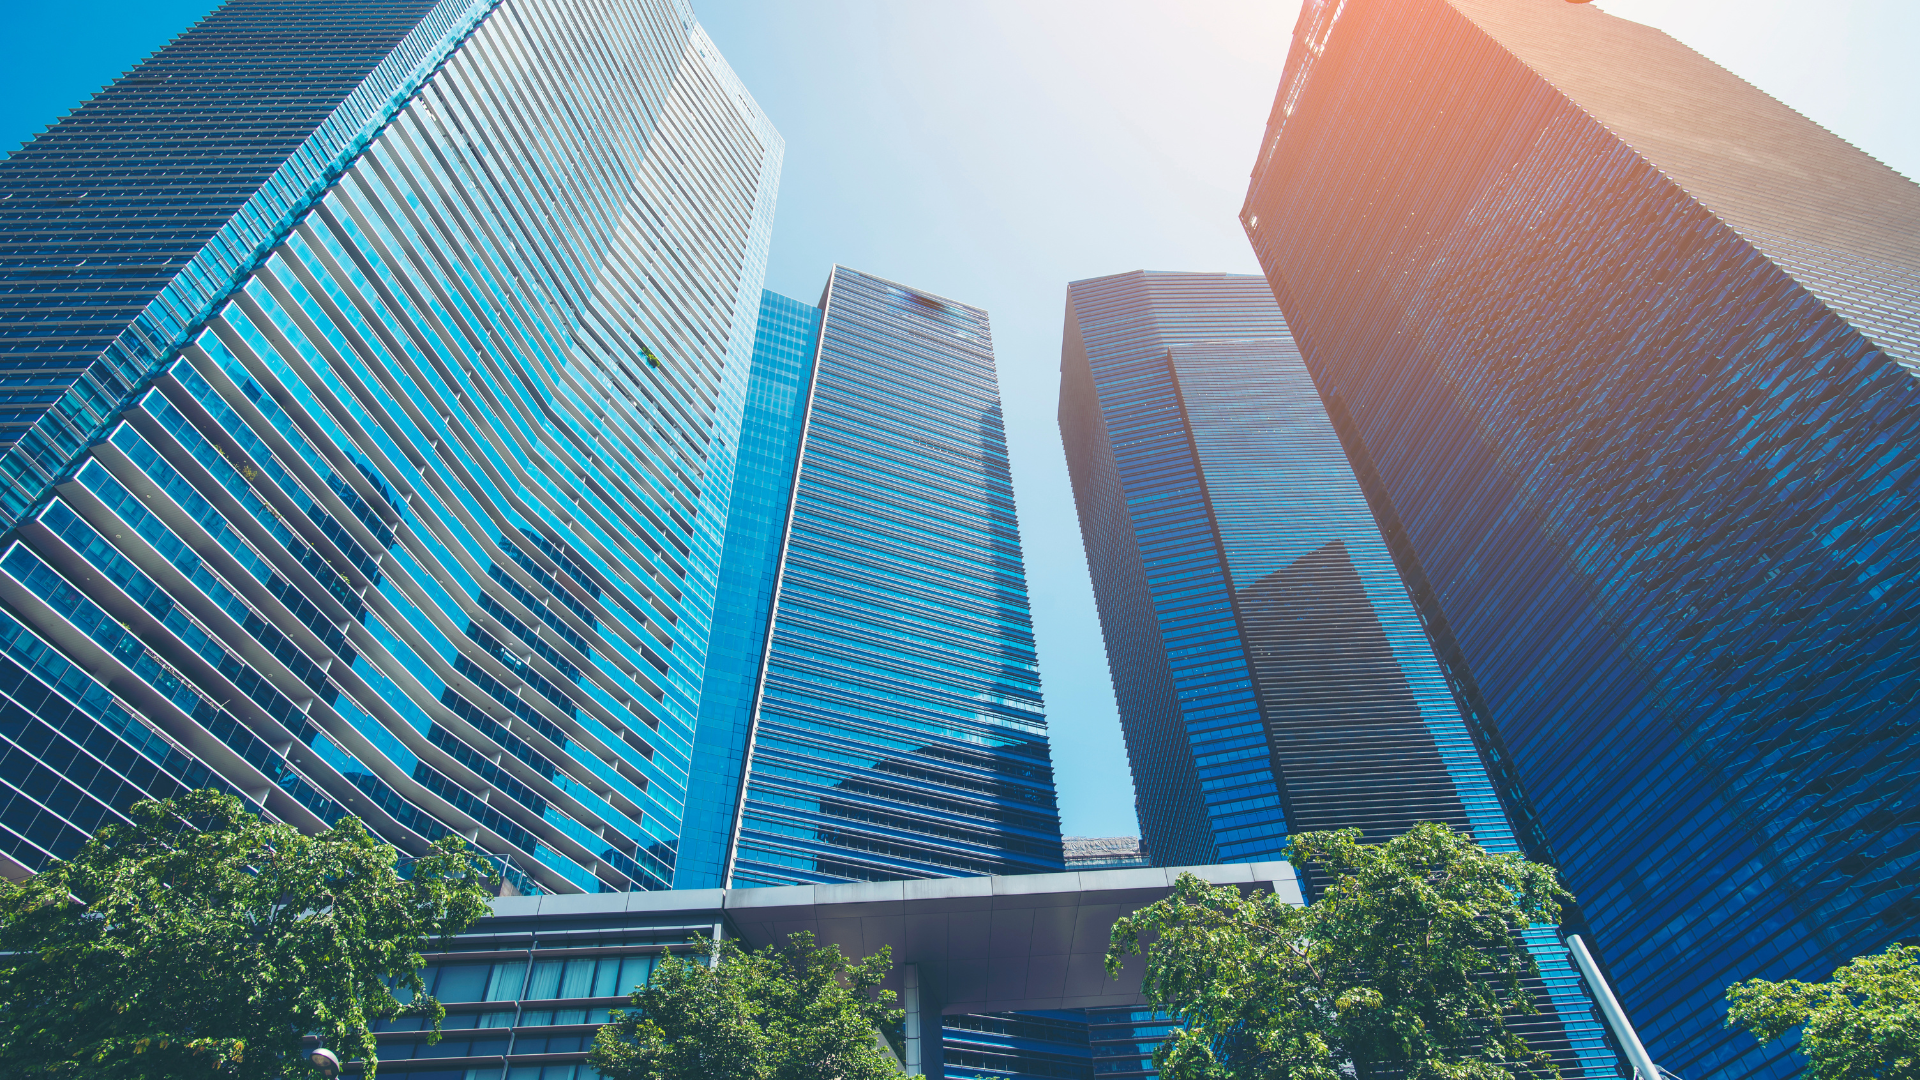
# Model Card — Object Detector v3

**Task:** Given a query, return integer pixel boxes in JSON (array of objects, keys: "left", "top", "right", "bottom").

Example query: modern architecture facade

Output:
[
  {"left": 0, "top": 0, "right": 783, "bottom": 898},
  {"left": 1241, "top": 1, "right": 1920, "bottom": 1078},
  {"left": 369, "top": 860, "right": 1303, "bottom": 1079},
  {"left": 1059, "top": 272, "right": 1522, "bottom": 866},
  {"left": 727, "top": 265, "right": 1063, "bottom": 889},
  {"left": 676, "top": 289, "right": 821, "bottom": 889},
  {"left": 1059, "top": 270, "right": 1616, "bottom": 1080}
]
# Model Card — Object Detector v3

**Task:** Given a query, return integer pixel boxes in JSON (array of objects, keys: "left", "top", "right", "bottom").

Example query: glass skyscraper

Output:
[
  {"left": 1059, "top": 270, "right": 1615, "bottom": 1080},
  {"left": 1241, "top": 1, "right": 1920, "bottom": 1078},
  {"left": 726, "top": 264, "right": 1063, "bottom": 888},
  {"left": 677, "top": 289, "right": 820, "bottom": 890},
  {"left": 1059, "top": 272, "right": 1526, "bottom": 865},
  {"left": 0, "top": 0, "right": 782, "bottom": 898}
]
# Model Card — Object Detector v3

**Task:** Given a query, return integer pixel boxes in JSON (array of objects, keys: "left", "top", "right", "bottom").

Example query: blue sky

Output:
[{"left": 2, "top": 0, "right": 1914, "bottom": 839}]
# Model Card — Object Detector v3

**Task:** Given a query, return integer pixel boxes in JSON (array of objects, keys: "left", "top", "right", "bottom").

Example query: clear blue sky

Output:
[{"left": 3, "top": 0, "right": 1915, "bottom": 839}]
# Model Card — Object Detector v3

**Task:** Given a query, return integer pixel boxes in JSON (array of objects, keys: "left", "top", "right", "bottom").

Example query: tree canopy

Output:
[
  {"left": 0, "top": 788, "right": 495, "bottom": 1079},
  {"left": 589, "top": 930, "right": 904, "bottom": 1080},
  {"left": 1106, "top": 822, "right": 1569, "bottom": 1080},
  {"left": 1726, "top": 943, "right": 1920, "bottom": 1080}
]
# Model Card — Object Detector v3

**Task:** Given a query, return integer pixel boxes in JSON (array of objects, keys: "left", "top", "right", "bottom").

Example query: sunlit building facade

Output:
[
  {"left": 1241, "top": 1, "right": 1920, "bottom": 1077},
  {"left": 0, "top": 0, "right": 782, "bottom": 904},
  {"left": 727, "top": 264, "right": 1063, "bottom": 888}
]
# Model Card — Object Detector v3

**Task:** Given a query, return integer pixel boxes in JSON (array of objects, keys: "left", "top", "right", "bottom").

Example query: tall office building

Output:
[
  {"left": 726, "top": 265, "right": 1062, "bottom": 889},
  {"left": 686, "top": 266, "right": 1063, "bottom": 1080},
  {"left": 677, "top": 289, "right": 820, "bottom": 889},
  {"left": 1241, "top": 1, "right": 1920, "bottom": 1078},
  {"left": 1060, "top": 272, "right": 1524, "bottom": 866},
  {"left": 1059, "top": 270, "right": 1615, "bottom": 1080},
  {"left": 0, "top": 0, "right": 782, "bottom": 899}
]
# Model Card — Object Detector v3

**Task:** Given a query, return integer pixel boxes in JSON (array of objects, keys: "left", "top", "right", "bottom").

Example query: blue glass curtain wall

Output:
[
  {"left": 1057, "top": 271, "right": 1616, "bottom": 1080},
  {"left": 1163, "top": 338, "right": 1513, "bottom": 853},
  {"left": 1058, "top": 271, "right": 1527, "bottom": 866},
  {"left": 0, "top": 0, "right": 782, "bottom": 895},
  {"left": 677, "top": 290, "right": 820, "bottom": 889},
  {"left": 1241, "top": 1, "right": 1920, "bottom": 1077},
  {"left": 730, "top": 265, "right": 1064, "bottom": 886},
  {"left": 0, "top": 0, "right": 505, "bottom": 520}
]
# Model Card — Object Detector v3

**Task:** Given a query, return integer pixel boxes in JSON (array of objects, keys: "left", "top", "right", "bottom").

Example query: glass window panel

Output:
[
  {"left": 558, "top": 958, "right": 595, "bottom": 999},
  {"left": 485, "top": 961, "right": 526, "bottom": 1002},
  {"left": 617, "top": 955, "right": 652, "bottom": 994},
  {"left": 433, "top": 964, "right": 488, "bottom": 1003},
  {"left": 524, "top": 960, "right": 562, "bottom": 1000},
  {"left": 591, "top": 957, "right": 621, "bottom": 998}
]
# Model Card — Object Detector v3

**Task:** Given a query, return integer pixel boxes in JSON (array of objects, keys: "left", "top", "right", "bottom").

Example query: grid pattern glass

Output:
[
  {"left": 1058, "top": 271, "right": 1615, "bottom": 1080},
  {"left": 1241, "top": 1, "right": 1920, "bottom": 1077},
  {"left": 730, "top": 265, "right": 1064, "bottom": 886},
  {"left": 677, "top": 289, "right": 820, "bottom": 889},
  {"left": 0, "top": 0, "right": 782, "bottom": 898},
  {"left": 944, "top": 1010, "right": 1093, "bottom": 1080}
]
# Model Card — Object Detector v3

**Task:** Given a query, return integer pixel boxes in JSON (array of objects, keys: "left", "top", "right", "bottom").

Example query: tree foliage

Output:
[
  {"left": 589, "top": 930, "right": 904, "bottom": 1080},
  {"left": 1107, "top": 822, "right": 1568, "bottom": 1080},
  {"left": 1726, "top": 943, "right": 1920, "bottom": 1080},
  {"left": 0, "top": 789, "right": 495, "bottom": 1079}
]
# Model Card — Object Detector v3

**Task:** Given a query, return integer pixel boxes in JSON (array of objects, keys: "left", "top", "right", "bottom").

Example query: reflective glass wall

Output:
[
  {"left": 0, "top": 0, "right": 782, "bottom": 897},
  {"left": 730, "top": 265, "right": 1063, "bottom": 887},
  {"left": 1058, "top": 271, "right": 1529, "bottom": 865},
  {"left": 1241, "top": 0, "right": 1920, "bottom": 1076},
  {"left": 677, "top": 290, "right": 820, "bottom": 889},
  {"left": 1058, "top": 271, "right": 1616, "bottom": 1080}
]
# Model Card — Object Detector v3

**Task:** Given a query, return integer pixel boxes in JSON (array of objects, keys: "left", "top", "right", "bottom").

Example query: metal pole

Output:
[{"left": 1566, "top": 934, "right": 1660, "bottom": 1080}]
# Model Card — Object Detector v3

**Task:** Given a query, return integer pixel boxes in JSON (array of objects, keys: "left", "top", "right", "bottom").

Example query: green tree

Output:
[
  {"left": 1726, "top": 943, "right": 1920, "bottom": 1080},
  {"left": 0, "top": 789, "right": 495, "bottom": 1079},
  {"left": 1106, "top": 822, "right": 1569, "bottom": 1080},
  {"left": 590, "top": 930, "right": 904, "bottom": 1080}
]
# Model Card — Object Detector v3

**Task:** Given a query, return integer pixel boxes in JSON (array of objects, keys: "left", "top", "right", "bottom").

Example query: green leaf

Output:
[
  {"left": 588, "top": 930, "right": 905, "bottom": 1080},
  {"left": 0, "top": 789, "right": 494, "bottom": 1080},
  {"left": 1105, "top": 822, "right": 1566, "bottom": 1080},
  {"left": 1726, "top": 943, "right": 1920, "bottom": 1080}
]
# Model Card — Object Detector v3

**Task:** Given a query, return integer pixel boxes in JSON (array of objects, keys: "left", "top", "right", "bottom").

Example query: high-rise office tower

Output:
[
  {"left": 1059, "top": 270, "right": 1615, "bottom": 1080},
  {"left": 677, "top": 289, "right": 820, "bottom": 889},
  {"left": 1240, "top": 1, "right": 1920, "bottom": 1077},
  {"left": 0, "top": 0, "right": 781, "bottom": 898},
  {"left": 725, "top": 265, "right": 1062, "bottom": 889},
  {"left": 1060, "top": 272, "right": 1524, "bottom": 866}
]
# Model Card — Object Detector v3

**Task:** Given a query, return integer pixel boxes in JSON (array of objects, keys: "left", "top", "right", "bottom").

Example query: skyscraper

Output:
[
  {"left": 0, "top": 0, "right": 782, "bottom": 897},
  {"left": 1241, "top": 1, "right": 1920, "bottom": 1077},
  {"left": 726, "top": 265, "right": 1062, "bottom": 889},
  {"left": 677, "top": 289, "right": 820, "bottom": 889},
  {"left": 1059, "top": 272, "right": 1524, "bottom": 866},
  {"left": 1059, "top": 270, "right": 1615, "bottom": 1080}
]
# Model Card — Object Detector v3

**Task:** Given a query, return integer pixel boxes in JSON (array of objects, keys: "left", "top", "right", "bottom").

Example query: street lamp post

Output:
[{"left": 1565, "top": 934, "right": 1664, "bottom": 1080}]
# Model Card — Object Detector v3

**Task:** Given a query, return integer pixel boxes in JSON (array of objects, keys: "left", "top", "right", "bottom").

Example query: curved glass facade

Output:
[
  {"left": 0, "top": 0, "right": 782, "bottom": 896},
  {"left": 1241, "top": 1, "right": 1920, "bottom": 1077},
  {"left": 730, "top": 265, "right": 1063, "bottom": 887}
]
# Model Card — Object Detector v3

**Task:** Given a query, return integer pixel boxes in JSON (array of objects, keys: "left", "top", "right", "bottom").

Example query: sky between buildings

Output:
[{"left": 1, "top": 0, "right": 1914, "bottom": 839}]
